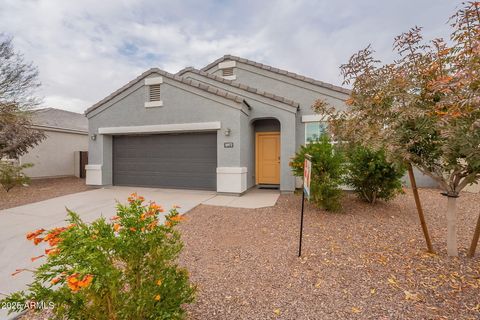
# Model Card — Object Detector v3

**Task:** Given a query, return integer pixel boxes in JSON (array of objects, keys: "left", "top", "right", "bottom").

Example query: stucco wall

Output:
[
  {"left": 20, "top": 130, "right": 88, "bottom": 178},
  {"left": 87, "top": 73, "right": 246, "bottom": 187}
]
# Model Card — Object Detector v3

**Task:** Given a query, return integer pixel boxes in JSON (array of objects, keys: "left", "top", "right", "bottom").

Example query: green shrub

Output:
[
  {"left": 345, "top": 145, "right": 405, "bottom": 204},
  {"left": 1, "top": 193, "right": 196, "bottom": 320},
  {"left": 290, "top": 135, "right": 345, "bottom": 211},
  {"left": 0, "top": 160, "right": 33, "bottom": 192}
]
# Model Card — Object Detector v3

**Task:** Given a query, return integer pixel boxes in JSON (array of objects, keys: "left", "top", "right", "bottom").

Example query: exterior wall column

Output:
[
  {"left": 280, "top": 114, "right": 296, "bottom": 192},
  {"left": 86, "top": 134, "right": 112, "bottom": 186}
]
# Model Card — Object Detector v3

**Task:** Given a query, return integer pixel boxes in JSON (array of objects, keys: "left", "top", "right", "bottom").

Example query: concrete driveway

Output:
[{"left": 0, "top": 186, "right": 216, "bottom": 318}]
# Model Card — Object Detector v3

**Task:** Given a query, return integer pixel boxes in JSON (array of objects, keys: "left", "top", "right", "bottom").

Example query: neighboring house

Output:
[
  {"left": 85, "top": 54, "right": 438, "bottom": 195},
  {"left": 19, "top": 108, "right": 89, "bottom": 178}
]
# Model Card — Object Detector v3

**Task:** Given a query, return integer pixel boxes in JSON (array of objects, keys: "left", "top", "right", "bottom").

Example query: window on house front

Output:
[
  {"left": 305, "top": 121, "right": 327, "bottom": 143},
  {"left": 149, "top": 84, "right": 161, "bottom": 102}
]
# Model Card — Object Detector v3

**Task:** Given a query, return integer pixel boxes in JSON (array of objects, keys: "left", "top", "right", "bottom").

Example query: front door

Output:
[{"left": 256, "top": 132, "right": 280, "bottom": 184}]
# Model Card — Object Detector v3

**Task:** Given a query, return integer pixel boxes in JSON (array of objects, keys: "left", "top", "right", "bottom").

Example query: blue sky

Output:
[{"left": 0, "top": 0, "right": 459, "bottom": 113}]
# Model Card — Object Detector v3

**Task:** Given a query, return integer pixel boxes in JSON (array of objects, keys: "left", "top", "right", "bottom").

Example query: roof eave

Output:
[{"left": 201, "top": 54, "right": 351, "bottom": 95}]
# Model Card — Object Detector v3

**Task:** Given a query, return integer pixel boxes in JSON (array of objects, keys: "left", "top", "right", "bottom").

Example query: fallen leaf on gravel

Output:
[
  {"left": 351, "top": 307, "right": 362, "bottom": 313},
  {"left": 370, "top": 288, "right": 376, "bottom": 294},
  {"left": 421, "top": 252, "right": 437, "bottom": 259},
  {"left": 387, "top": 276, "right": 398, "bottom": 286},
  {"left": 315, "top": 279, "right": 322, "bottom": 288},
  {"left": 404, "top": 290, "right": 422, "bottom": 301},
  {"left": 273, "top": 308, "right": 281, "bottom": 316}
]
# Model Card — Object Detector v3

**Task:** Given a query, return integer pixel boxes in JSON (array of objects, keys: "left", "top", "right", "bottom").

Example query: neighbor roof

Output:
[
  {"left": 201, "top": 54, "right": 351, "bottom": 95},
  {"left": 177, "top": 67, "right": 300, "bottom": 109},
  {"left": 85, "top": 68, "right": 244, "bottom": 115},
  {"left": 31, "top": 108, "right": 88, "bottom": 133}
]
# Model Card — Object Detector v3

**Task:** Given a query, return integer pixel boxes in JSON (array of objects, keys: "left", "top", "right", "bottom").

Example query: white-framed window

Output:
[{"left": 305, "top": 121, "right": 328, "bottom": 143}]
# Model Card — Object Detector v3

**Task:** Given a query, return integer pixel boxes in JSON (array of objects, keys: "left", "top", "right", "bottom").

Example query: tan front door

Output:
[{"left": 256, "top": 132, "right": 280, "bottom": 184}]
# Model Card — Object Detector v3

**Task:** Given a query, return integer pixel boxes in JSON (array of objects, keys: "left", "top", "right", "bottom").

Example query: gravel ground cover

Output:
[
  {"left": 17, "top": 188, "right": 480, "bottom": 320},
  {"left": 179, "top": 189, "right": 480, "bottom": 320},
  {"left": 0, "top": 177, "right": 91, "bottom": 210}
]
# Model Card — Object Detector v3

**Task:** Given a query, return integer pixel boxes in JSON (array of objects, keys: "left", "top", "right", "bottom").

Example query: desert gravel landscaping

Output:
[
  {"left": 179, "top": 189, "right": 480, "bottom": 320},
  {"left": 0, "top": 177, "right": 91, "bottom": 210}
]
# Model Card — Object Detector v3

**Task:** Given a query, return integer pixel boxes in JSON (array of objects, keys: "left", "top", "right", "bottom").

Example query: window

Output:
[
  {"left": 305, "top": 122, "right": 327, "bottom": 143},
  {"left": 149, "top": 84, "right": 161, "bottom": 102}
]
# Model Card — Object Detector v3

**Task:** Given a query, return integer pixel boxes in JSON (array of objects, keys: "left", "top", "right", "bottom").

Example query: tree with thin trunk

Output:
[
  {"left": 0, "top": 34, "right": 45, "bottom": 160},
  {"left": 315, "top": 2, "right": 480, "bottom": 256}
]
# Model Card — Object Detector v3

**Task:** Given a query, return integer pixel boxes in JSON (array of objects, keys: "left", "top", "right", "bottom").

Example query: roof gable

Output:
[
  {"left": 201, "top": 54, "right": 351, "bottom": 95},
  {"left": 85, "top": 68, "right": 244, "bottom": 116}
]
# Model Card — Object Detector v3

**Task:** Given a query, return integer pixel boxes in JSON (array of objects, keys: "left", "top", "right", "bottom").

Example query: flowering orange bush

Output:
[{"left": 1, "top": 193, "right": 195, "bottom": 319}]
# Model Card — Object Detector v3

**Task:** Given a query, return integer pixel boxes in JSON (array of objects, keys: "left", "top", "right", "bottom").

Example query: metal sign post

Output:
[{"left": 298, "top": 154, "right": 311, "bottom": 257}]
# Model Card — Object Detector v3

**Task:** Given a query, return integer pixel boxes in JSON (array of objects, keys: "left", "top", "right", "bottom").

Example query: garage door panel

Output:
[{"left": 113, "top": 133, "right": 217, "bottom": 190}]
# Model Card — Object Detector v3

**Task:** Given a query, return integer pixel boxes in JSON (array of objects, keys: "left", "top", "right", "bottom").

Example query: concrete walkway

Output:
[
  {"left": 204, "top": 188, "right": 280, "bottom": 208},
  {"left": 0, "top": 186, "right": 279, "bottom": 318}
]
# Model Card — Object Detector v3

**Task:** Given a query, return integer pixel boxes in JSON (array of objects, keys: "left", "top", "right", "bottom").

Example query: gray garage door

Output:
[{"left": 113, "top": 132, "right": 217, "bottom": 190}]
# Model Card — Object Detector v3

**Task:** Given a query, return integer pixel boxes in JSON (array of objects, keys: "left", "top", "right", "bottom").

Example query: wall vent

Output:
[
  {"left": 222, "top": 67, "right": 234, "bottom": 77},
  {"left": 149, "top": 84, "right": 161, "bottom": 101}
]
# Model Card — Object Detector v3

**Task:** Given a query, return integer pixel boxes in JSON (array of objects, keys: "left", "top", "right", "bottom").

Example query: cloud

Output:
[{"left": 0, "top": 0, "right": 458, "bottom": 113}]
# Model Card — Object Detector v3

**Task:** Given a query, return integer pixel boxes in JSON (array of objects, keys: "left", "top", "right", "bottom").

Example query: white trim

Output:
[
  {"left": 301, "top": 114, "right": 329, "bottom": 123},
  {"left": 216, "top": 167, "right": 247, "bottom": 174},
  {"left": 218, "top": 61, "right": 236, "bottom": 69},
  {"left": 145, "top": 77, "right": 163, "bottom": 85},
  {"left": 85, "top": 164, "right": 101, "bottom": 170},
  {"left": 86, "top": 164, "right": 102, "bottom": 185},
  {"left": 223, "top": 75, "right": 237, "bottom": 81},
  {"left": 144, "top": 101, "right": 164, "bottom": 108},
  {"left": 216, "top": 167, "right": 247, "bottom": 193},
  {"left": 98, "top": 121, "right": 222, "bottom": 135}
]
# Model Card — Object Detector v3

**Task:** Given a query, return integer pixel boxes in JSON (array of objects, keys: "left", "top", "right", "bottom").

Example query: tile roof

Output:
[
  {"left": 31, "top": 108, "right": 88, "bottom": 132},
  {"left": 85, "top": 68, "right": 244, "bottom": 115},
  {"left": 201, "top": 54, "right": 351, "bottom": 95},
  {"left": 177, "top": 67, "right": 300, "bottom": 109}
]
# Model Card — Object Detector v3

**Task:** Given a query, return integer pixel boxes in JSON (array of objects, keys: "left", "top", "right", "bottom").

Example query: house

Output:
[
  {"left": 85, "top": 54, "right": 438, "bottom": 194},
  {"left": 19, "top": 108, "right": 89, "bottom": 178}
]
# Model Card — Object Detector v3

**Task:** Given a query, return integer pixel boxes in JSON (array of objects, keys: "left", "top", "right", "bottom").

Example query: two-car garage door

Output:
[{"left": 113, "top": 132, "right": 217, "bottom": 190}]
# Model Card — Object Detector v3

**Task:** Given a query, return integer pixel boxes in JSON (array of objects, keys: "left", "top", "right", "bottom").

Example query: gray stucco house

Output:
[
  {"left": 85, "top": 54, "right": 436, "bottom": 194},
  {"left": 85, "top": 55, "right": 349, "bottom": 194}
]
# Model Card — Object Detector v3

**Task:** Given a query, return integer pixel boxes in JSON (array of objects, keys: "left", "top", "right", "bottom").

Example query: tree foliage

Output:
[
  {"left": 314, "top": 2, "right": 480, "bottom": 196},
  {"left": 314, "top": 2, "right": 480, "bottom": 256},
  {"left": 0, "top": 35, "right": 44, "bottom": 159}
]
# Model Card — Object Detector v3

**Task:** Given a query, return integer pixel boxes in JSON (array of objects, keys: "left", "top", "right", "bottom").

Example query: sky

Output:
[{"left": 0, "top": 0, "right": 460, "bottom": 113}]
